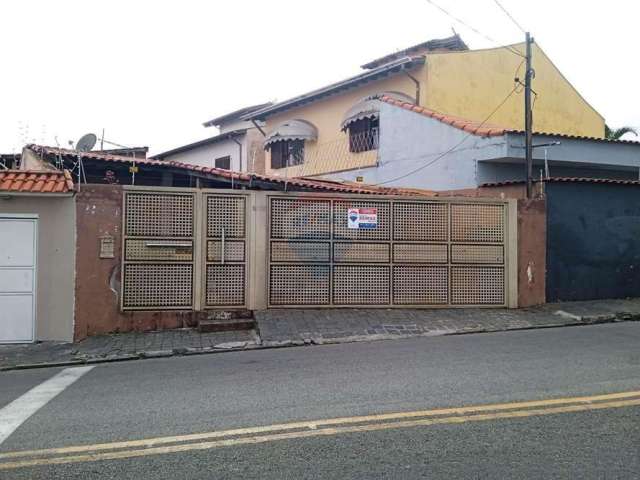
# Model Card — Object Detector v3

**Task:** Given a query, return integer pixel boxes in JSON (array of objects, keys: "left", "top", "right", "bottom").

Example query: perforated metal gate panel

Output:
[
  {"left": 122, "top": 192, "right": 195, "bottom": 310},
  {"left": 204, "top": 195, "right": 247, "bottom": 307},
  {"left": 267, "top": 195, "right": 508, "bottom": 308}
]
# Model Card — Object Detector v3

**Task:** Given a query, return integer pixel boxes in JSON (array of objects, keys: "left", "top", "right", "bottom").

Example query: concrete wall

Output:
[
  {"left": 546, "top": 182, "right": 640, "bottom": 302},
  {"left": 424, "top": 44, "right": 604, "bottom": 138},
  {"left": 0, "top": 195, "right": 76, "bottom": 341},
  {"left": 74, "top": 185, "right": 203, "bottom": 340},
  {"left": 322, "top": 103, "right": 506, "bottom": 190}
]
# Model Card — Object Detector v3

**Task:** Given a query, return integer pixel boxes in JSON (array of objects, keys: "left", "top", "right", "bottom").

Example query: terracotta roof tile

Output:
[
  {"left": 379, "top": 95, "right": 509, "bottom": 137},
  {"left": 0, "top": 169, "right": 74, "bottom": 193},
  {"left": 27, "top": 145, "right": 436, "bottom": 197}
]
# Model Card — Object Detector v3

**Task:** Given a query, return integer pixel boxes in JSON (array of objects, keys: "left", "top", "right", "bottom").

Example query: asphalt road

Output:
[{"left": 0, "top": 322, "right": 639, "bottom": 479}]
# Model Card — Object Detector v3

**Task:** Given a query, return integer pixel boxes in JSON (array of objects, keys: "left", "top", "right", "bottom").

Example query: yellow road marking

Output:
[
  {"left": 0, "top": 392, "right": 639, "bottom": 470},
  {"left": 1, "top": 389, "right": 638, "bottom": 462}
]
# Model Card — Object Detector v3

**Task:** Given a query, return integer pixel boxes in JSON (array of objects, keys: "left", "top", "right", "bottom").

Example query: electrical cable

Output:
[
  {"left": 373, "top": 84, "right": 520, "bottom": 186},
  {"left": 493, "top": 0, "right": 526, "bottom": 34},
  {"left": 424, "top": 0, "right": 525, "bottom": 58}
]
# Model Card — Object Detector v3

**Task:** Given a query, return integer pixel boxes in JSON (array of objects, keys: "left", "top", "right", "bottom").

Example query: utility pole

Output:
[{"left": 524, "top": 32, "right": 534, "bottom": 199}]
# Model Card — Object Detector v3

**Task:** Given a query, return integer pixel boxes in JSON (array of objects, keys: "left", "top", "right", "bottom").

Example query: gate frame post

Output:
[
  {"left": 193, "top": 190, "right": 204, "bottom": 312},
  {"left": 506, "top": 198, "right": 519, "bottom": 308},
  {"left": 247, "top": 191, "right": 268, "bottom": 310}
]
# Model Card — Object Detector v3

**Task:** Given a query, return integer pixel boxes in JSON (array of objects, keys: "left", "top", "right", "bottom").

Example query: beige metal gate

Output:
[
  {"left": 122, "top": 190, "right": 196, "bottom": 310},
  {"left": 121, "top": 189, "right": 249, "bottom": 311},
  {"left": 267, "top": 194, "right": 514, "bottom": 308},
  {"left": 203, "top": 194, "right": 248, "bottom": 307},
  {"left": 121, "top": 188, "right": 515, "bottom": 311}
]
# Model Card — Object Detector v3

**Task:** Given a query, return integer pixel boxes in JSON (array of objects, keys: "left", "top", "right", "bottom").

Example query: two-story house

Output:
[{"left": 241, "top": 35, "right": 640, "bottom": 190}]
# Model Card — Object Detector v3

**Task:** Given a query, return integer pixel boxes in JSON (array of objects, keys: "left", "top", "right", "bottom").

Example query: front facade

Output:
[{"left": 244, "top": 35, "right": 605, "bottom": 181}]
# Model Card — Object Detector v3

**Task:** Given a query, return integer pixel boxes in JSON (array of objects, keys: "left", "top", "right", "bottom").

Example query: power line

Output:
[
  {"left": 493, "top": 0, "right": 526, "bottom": 34},
  {"left": 424, "top": 0, "right": 525, "bottom": 58},
  {"left": 373, "top": 84, "right": 520, "bottom": 186}
]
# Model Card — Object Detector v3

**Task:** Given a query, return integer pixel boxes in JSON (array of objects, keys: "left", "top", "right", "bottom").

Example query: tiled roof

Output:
[
  {"left": 361, "top": 34, "right": 468, "bottom": 69},
  {"left": 481, "top": 177, "right": 640, "bottom": 188},
  {"left": 0, "top": 170, "right": 74, "bottom": 193},
  {"left": 379, "top": 95, "right": 508, "bottom": 137},
  {"left": 380, "top": 95, "right": 640, "bottom": 145},
  {"left": 26, "top": 145, "right": 436, "bottom": 197}
]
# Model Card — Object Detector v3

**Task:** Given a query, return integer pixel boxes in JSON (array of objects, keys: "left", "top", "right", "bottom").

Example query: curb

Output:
[{"left": 1, "top": 314, "right": 638, "bottom": 372}]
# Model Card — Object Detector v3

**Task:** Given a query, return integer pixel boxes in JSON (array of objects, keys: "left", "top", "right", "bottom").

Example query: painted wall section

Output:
[
  {"left": 161, "top": 130, "right": 266, "bottom": 174},
  {"left": 74, "top": 185, "right": 205, "bottom": 340},
  {"left": 264, "top": 71, "right": 419, "bottom": 177},
  {"left": 546, "top": 182, "right": 640, "bottom": 301},
  {"left": 424, "top": 44, "right": 604, "bottom": 138},
  {"left": 321, "top": 103, "right": 506, "bottom": 190},
  {"left": 0, "top": 196, "right": 76, "bottom": 341}
]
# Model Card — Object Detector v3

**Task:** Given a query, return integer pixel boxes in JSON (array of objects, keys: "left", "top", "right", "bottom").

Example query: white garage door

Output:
[{"left": 0, "top": 216, "right": 37, "bottom": 343}]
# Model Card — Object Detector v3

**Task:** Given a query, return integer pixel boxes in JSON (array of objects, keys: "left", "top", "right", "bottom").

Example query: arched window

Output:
[
  {"left": 341, "top": 92, "right": 415, "bottom": 153},
  {"left": 264, "top": 119, "right": 318, "bottom": 169}
]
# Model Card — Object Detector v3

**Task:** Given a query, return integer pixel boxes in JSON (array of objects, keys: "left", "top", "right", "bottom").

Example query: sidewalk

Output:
[{"left": 2, "top": 298, "right": 639, "bottom": 370}]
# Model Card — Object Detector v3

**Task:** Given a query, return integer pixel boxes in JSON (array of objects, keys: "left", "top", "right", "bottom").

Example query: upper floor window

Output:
[
  {"left": 348, "top": 117, "right": 379, "bottom": 153},
  {"left": 215, "top": 155, "right": 231, "bottom": 170},
  {"left": 270, "top": 140, "right": 305, "bottom": 169}
]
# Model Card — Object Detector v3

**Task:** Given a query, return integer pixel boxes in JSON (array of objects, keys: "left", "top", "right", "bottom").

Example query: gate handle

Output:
[
  {"left": 144, "top": 241, "right": 192, "bottom": 248},
  {"left": 221, "top": 228, "right": 225, "bottom": 264}
]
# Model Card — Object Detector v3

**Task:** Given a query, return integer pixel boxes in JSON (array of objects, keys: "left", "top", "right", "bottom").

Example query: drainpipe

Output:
[{"left": 404, "top": 71, "right": 420, "bottom": 105}]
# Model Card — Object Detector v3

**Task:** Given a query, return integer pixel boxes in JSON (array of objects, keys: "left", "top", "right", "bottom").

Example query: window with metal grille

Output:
[
  {"left": 348, "top": 118, "right": 379, "bottom": 153},
  {"left": 270, "top": 140, "right": 305, "bottom": 169},
  {"left": 215, "top": 156, "right": 231, "bottom": 170}
]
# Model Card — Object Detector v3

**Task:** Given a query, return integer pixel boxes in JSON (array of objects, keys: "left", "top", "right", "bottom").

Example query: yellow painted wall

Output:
[
  {"left": 424, "top": 43, "right": 604, "bottom": 138},
  {"left": 264, "top": 71, "right": 420, "bottom": 177},
  {"left": 264, "top": 43, "right": 605, "bottom": 177}
]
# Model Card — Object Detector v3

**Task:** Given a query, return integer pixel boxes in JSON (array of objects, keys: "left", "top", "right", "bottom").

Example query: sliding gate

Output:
[{"left": 268, "top": 195, "right": 512, "bottom": 308}]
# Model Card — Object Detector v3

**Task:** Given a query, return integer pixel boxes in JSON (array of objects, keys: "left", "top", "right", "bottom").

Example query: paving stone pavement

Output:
[
  {"left": 0, "top": 329, "right": 257, "bottom": 369},
  {"left": 255, "top": 298, "right": 640, "bottom": 345},
  {"left": 2, "top": 298, "right": 639, "bottom": 370}
]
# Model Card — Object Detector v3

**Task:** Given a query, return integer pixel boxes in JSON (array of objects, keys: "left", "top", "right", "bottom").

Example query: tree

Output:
[{"left": 605, "top": 125, "right": 638, "bottom": 140}]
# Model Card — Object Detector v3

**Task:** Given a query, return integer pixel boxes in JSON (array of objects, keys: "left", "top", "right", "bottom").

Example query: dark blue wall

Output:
[{"left": 546, "top": 182, "right": 640, "bottom": 302}]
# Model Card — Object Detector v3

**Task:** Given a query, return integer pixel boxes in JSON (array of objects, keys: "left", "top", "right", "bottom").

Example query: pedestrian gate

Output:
[{"left": 121, "top": 188, "right": 515, "bottom": 311}]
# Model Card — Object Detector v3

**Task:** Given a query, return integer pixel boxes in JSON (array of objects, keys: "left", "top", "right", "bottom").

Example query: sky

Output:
[{"left": 1, "top": 0, "right": 639, "bottom": 155}]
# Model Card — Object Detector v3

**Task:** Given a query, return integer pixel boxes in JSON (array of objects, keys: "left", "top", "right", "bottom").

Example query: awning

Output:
[
  {"left": 264, "top": 119, "right": 318, "bottom": 148},
  {"left": 340, "top": 92, "right": 415, "bottom": 131}
]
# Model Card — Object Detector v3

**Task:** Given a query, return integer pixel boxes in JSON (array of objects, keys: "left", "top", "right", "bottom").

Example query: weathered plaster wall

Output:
[
  {"left": 74, "top": 185, "right": 201, "bottom": 340},
  {"left": 516, "top": 199, "right": 546, "bottom": 307},
  {"left": 0, "top": 195, "right": 76, "bottom": 341},
  {"left": 425, "top": 44, "right": 604, "bottom": 138}
]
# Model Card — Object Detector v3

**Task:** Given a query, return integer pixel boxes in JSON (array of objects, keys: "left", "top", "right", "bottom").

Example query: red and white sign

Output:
[{"left": 347, "top": 208, "right": 378, "bottom": 229}]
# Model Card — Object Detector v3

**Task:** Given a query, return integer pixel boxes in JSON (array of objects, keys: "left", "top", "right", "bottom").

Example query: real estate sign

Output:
[{"left": 347, "top": 207, "right": 378, "bottom": 229}]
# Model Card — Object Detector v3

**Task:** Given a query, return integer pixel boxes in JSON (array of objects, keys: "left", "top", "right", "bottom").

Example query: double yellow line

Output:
[{"left": 1, "top": 390, "right": 639, "bottom": 470}]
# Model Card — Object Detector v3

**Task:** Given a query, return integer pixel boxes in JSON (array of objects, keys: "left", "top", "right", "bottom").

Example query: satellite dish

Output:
[{"left": 75, "top": 133, "right": 97, "bottom": 152}]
